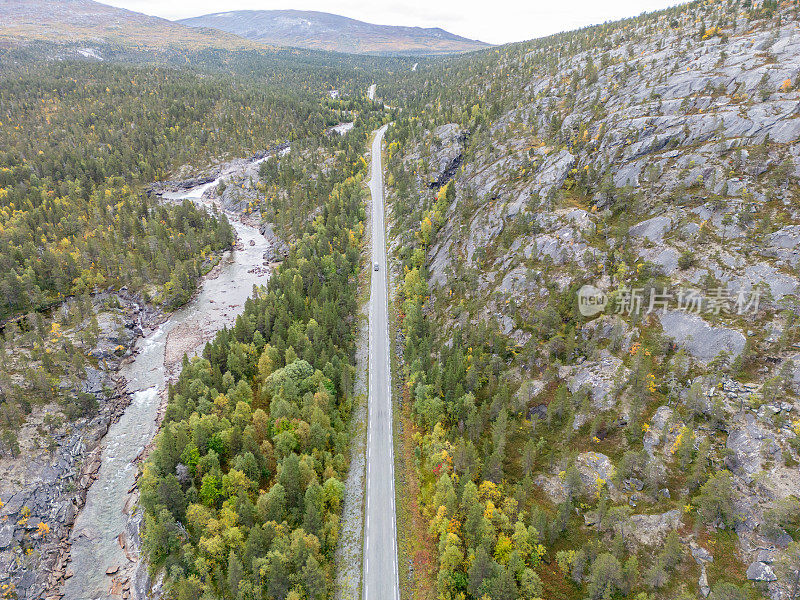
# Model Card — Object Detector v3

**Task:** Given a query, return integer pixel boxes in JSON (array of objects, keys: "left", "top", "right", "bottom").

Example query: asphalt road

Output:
[{"left": 363, "top": 123, "right": 400, "bottom": 600}]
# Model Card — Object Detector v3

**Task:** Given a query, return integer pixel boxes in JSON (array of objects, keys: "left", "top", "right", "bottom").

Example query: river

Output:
[{"left": 61, "top": 169, "right": 273, "bottom": 600}]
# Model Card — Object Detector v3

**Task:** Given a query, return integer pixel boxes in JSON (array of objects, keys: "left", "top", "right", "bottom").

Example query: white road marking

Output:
[{"left": 362, "top": 122, "right": 399, "bottom": 600}]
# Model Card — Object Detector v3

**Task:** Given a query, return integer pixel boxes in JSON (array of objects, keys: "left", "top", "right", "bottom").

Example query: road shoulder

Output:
[{"left": 334, "top": 137, "right": 373, "bottom": 600}]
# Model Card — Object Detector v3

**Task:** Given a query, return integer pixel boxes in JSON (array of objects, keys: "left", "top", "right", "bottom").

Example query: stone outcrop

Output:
[
  {"left": 658, "top": 310, "right": 746, "bottom": 362},
  {"left": 0, "top": 291, "right": 162, "bottom": 599}
]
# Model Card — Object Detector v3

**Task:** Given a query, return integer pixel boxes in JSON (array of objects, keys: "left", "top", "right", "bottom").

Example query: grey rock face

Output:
[
  {"left": 789, "top": 356, "right": 800, "bottom": 387},
  {"left": 526, "top": 227, "right": 587, "bottom": 266},
  {"left": 658, "top": 310, "right": 745, "bottom": 362},
  {"left": 770, "top": 117, "right": 800, "bottom": 144},
  {"left": 388, "top": 8, "right": 800, "bottom": 594},
  {"left": 576, "top": 451, "right": 615, "bottom": 491},
  {"left": 535, "top": 149, "right": 575, "bottom": 196},
  {"left": 628, "top": 509, "right": 681, "bottom": 546},
  {"left": 699, "top": 564, "right": 710, "bottom": 597},
  {"left": 727, "top": 263, "right": 800, "bottom": 301},
  {"left": 643, "top": 405, "right": 673, "bottom": 456},
  {"left": 260, "top": 222, "right": 290, "bottom": 262},
  {"left": 428, "top": 237, "right": 453, "bottom": 288},
  {"left": 430, "top": 123, "right": 464, "bottom": 181},
  {"left": 567, "top": 351, "right": 627, "bottom": 409},
  {"left": 725, "top": 413, "right": 777, "bottom": 482},
  {"left": 769, "top": 225, "right": 800, "bottom": 250},
  {"left": 766, "top": 225, "right": 800, "bottom": 266},
  {"left": 0, "top": 522, "right": 13, "bottom": 550},
  {"left": 638, "top": 246, "right": 680, "bottom": 275},
  {"left": 614, "top": 160, "right": 644, "bottom": 187},
  {"left": 746, "top": 561, "right": 777, "bottom": 582},
  {"left": 756, "top": 549, "right": 774, "bottom": 564},
  {"left": 0, "top": 291, "right": 156, "bottom": 597},
  {"left": 628, "top": 216, "right": 673, "bottom": 242}
]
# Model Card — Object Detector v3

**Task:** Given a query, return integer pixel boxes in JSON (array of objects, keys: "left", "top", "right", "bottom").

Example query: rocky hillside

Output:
[
  {"left": 384, "top": 1, "right": 800, "bottom": 599},
  {"left": 178, "top": 10, "right": 489, "bottom": 55},
  {"left": 0, "top": 0, "right": 255, "bottom": 50}
]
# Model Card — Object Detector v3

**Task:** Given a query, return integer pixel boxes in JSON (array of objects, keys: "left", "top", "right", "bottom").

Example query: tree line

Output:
[{"left": 140, "top": 111, "right": 387, "bottom": 599}]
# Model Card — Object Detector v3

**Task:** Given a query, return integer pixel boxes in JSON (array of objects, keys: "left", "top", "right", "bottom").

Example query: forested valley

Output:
[
  {"left": 3, "top": 1, "right": 800, "bottom": 600},
  {"left": 0, "top": 39, "right": 393, "bottom": 599}
]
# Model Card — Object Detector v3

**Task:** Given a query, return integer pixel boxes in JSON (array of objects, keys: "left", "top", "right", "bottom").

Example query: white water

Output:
[
  {"left": 332, "top": 122, "right": 355, "bottom": 135},
  {"left": 62, "top": 170, "right": 272, "bottom": 600}
]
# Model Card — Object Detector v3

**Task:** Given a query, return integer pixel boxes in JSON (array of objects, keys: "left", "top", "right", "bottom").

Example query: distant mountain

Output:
[
  {"left": 178, "top": 10, "right": 489, "bottom": 55},
  {"left": 0, "top": 0, "right": 256, "bottom": 50}
]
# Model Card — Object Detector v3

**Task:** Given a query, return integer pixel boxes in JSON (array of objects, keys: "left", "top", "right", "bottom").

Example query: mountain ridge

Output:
[
  {"left": 0, "top": 0, "right": 258, "bottom": 50},
  {"left": 178, "top": 9, "right": 489, "bottom": 55}
]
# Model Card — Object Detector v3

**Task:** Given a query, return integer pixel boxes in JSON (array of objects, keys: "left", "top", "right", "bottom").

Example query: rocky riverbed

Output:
[
  {"left": 58, "top": 169, "right": 277, "bottom": 600},
  {"left": 0, "top": 290, "right": 165, "bottom": 600},
  {"left": 0, "top": 149, "right": 287, "bottom": 600}
]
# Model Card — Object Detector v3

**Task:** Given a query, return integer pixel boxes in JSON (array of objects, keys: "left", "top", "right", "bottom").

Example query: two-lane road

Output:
[{"left": 363, "top": 124, "right": 400, "bottom": 600}]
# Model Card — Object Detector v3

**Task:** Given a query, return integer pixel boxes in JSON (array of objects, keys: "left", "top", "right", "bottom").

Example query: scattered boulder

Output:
[
  {"left": 746, "top": 561, "right": 777, "bottom": 582},
  {"left": 623, "top": 478, "right": 644, "bottom": 492},
  {"left": 628, "top": 509, "right": 681, "bottom": 546},
  {"left": 691, "top": 541, "right": 714, "bottom": 564}
]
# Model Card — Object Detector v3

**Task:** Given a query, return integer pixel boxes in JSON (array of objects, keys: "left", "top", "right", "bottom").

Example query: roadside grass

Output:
[
  {"left": 385, "top": 164, "right": 438, "bottom": 599},
  {"left": 395, "top": 379, "right": 438, "bottom": 600}
]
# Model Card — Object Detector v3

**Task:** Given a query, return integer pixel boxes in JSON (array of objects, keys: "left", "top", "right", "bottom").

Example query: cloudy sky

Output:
[{"left": 105, "top": 0, "right": 684, "bottom": 45}]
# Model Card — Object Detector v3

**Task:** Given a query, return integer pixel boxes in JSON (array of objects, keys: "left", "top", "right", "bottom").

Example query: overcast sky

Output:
[{"left": 104, "top": 0, "right": 685, "bottom": 45}]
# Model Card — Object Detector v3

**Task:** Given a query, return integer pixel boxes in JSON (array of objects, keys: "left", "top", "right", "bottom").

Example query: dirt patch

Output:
[{"left": 164, "top": 323, "right": 204, "bottom": 367}]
